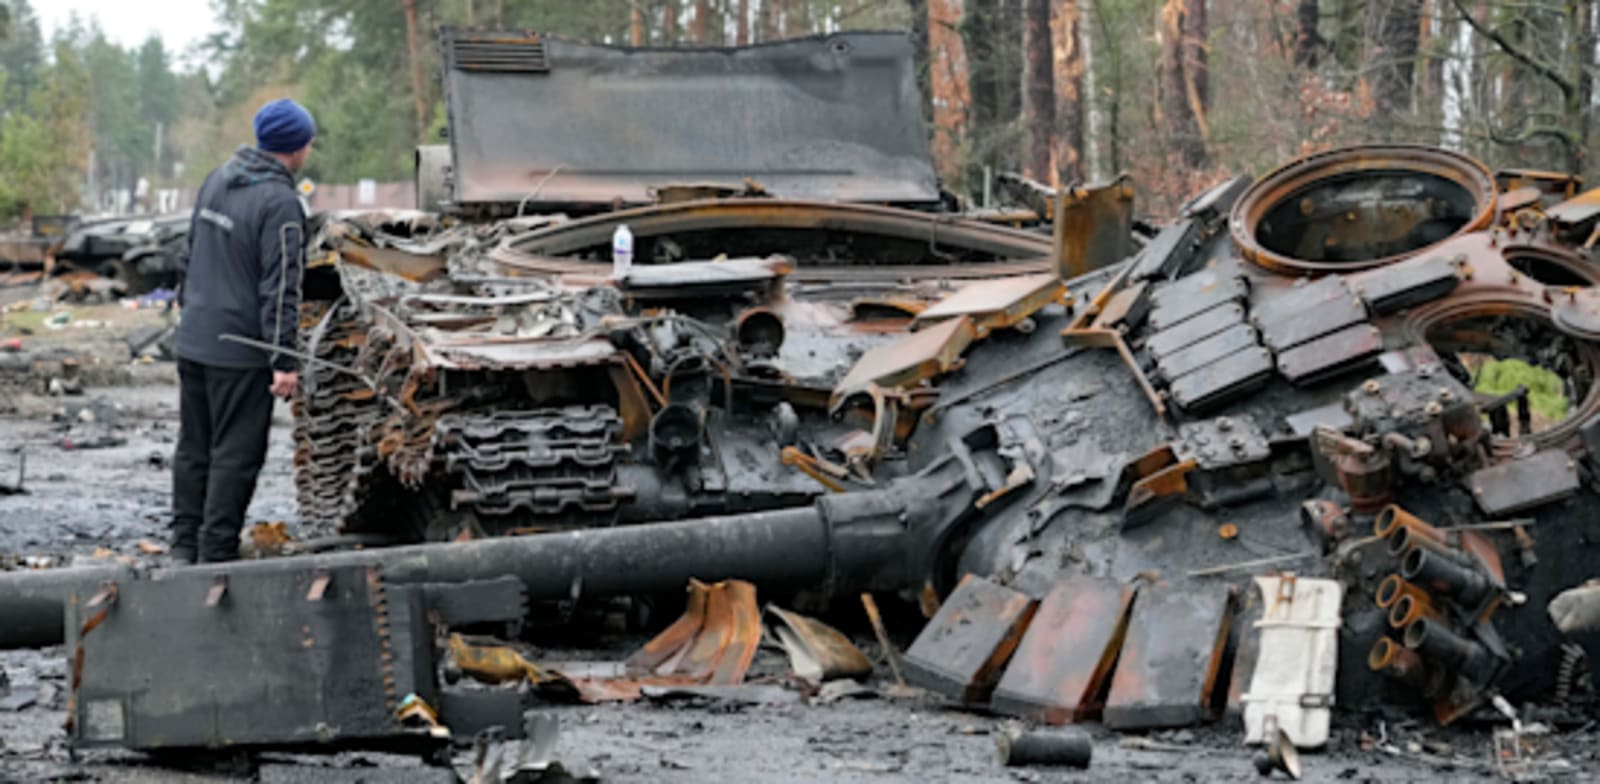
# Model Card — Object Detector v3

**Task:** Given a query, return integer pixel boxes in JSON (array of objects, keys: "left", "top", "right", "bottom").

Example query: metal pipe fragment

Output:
[
  {"left": 1373, "top": 505, "right": 1444, "bottom": 543},
  {"left": 1400, "top": 547, "right": 1494, "bottom": 609},
  {"left": 1402, "top": 617, "right": 1486, "bottom": 673},
  {"left": 997, "top": 727, "right": 1092, "bottom": 769}
]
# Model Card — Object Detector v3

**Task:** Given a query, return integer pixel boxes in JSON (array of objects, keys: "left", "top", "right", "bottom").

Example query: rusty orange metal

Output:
[
  {"left": 832, "top": 316, "right": 976, "bottom": 406},
  {"left": 913, "top": 272, "right": 1068, "bottom": 338},
  {"left": 990, "top": 576, "right": 1136, "bottom": 723},
  {"left": 1230, "top": 145, "right": 1497, "bottom": 276},
  {"left": 902, "top": 574, "right": 1038, "bottom": 704},
  {"left": 1054, "top": 175, "right": 1135, "bottom": 278},
  {"left": 555, "top": 579, "right": 762, "bottom": 703}
]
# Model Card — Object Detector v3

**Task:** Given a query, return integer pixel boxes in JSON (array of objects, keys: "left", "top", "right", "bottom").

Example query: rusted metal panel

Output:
[
  {"left": 990, "top": 576, "right": 1135, "bottom": 723},
  {"left": 903, "top": 574, "right": 1038, "bottom": 704},
  {"left": 1103, "top": 584, "right": 1234, "bottom": 730},
  {"left": 1148, "top": 273, "right": 1248, "bottom": 332},
  {"left": 834, "top": 316, "right": 976, "bottom": 402},
  {"left": 914, "top": 273, "right": 1067, "bottom": 337},
  {"left": 1144, "top": 302, "right": 1247, "bottom": 359},
  {"left": 1354, "top": 255, "right": 1462, "bottom": 315},
  {"left": 1275, "top": 324, "right": 1383, "bottom": 385},
  {"left": 440, "top": 30, "right": 939, "bottom": 207},
  {"left": 1090, "top": 280, "right": 1150, "bottom": 331},
  {"left": 1167, "top": 346, "right": 1274, "bottom": 413},
  {"left": 1469, "top": 450, "right": 1580, "bottom": 515},
  {"left": 1156, "top": 324, "right": 1260, "bottom": 382},
  {"left": 1547, "top": 187, "right": 1600, "bottom": 225},
  {"left": 1055, "top": 176, "right": 1136, "bottom": 277}
]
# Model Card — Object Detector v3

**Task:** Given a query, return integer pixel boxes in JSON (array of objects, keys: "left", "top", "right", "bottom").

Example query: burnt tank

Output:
[{"left": 293, "top": 30, "right": 1065, "bottom": 543}]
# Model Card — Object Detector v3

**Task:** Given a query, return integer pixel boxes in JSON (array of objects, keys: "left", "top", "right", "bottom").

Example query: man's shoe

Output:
[{"left": 169, "top": 546, "right": 197, "bottom": 566}]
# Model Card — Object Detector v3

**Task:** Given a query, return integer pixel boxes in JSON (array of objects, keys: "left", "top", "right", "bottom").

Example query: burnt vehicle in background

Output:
[{"left": 54, "top": 212, "right": 188, "bottom": 293}]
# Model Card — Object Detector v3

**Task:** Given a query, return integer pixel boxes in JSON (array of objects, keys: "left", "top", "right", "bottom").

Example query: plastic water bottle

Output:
[{"left": 612, "top": 224, "right": 633, "bottom": 280}]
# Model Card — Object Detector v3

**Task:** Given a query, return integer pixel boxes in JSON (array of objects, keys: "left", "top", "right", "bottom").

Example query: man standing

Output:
[{"left": 171, "top": 99, "right": 315, "bottom": 564}]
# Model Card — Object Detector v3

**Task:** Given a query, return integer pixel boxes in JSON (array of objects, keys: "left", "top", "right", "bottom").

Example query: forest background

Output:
[{"left": 0, "top": 0, "right": 1591, "bottom": 220}]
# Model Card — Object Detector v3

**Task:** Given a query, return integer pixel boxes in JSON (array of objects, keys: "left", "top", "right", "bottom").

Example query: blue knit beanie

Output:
[{"left": 254, "top": 99, "right": 317, "bottom": 153}]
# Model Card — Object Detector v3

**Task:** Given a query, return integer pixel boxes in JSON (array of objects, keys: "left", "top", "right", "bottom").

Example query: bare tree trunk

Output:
[
  {"left": 1158, "top": 0, "right": 1207, "bottom": 167},
  {"left": 1051, "top": 0, "right": 1085, "bottom": 184},
  {"left": 696, "top": 0, "right": 711, "bottom": 42},
  {"left": 760, "top": 0, "right": 780, "bottom": 40},
  {"left": 401, "top": 0, "right": 427, "bottom": 140},
  {"left": 631, "top": 2, "right": 645, "bottom": 45},
  {"left": 1296, "top": 0, "right": 1323, "bottom": 67},
  {"left": 737, "top": 0, "right": 750, "bottom": 44},
  {"left": 928, "top": 0, "right": 971, "bottom": 184},
  {"left": 1182, "top": 0, "right": 1208, "bottom": 140},
  {"left": 1366, "top": 0, "right": 1423, "bottom": 134},
  {"left": 663, "top": 0, "right": 678, "bottom": 43},
  {"left": 1021, "top": 0, "right": 1054, "bottom": 181}
]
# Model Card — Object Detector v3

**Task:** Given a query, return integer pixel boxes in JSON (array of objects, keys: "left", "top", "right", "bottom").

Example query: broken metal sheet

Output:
[
  {"left": 833, "top": 316, "right": 976, "bottom": 402},
  {"left": 554, "top": 579, "right": 763, "bottom": 703},
  {"left": 903, "top": 574, "right": 1038, "bottom": 704},
  {"left": 1275, "top": 323, "right": 1383, "bottom": 385},
  {"left": 1547, "top": 187, "right": 1600, "bottom": 225},
  {"left": 1469, "top": 450, "right": 1580, "bottom": 515},
  {"left": 337, "top": 243, "right": 448, "bottom": 283},
  {"left": 1168, "top": 346, "right": 1275, "bottom": 413},
  {"left": 1147, "top": 274, "right": 1249, "bottom": 332},
  {"left": 1183, "top": 175, "right": 1254, "bottom": 222},
  {"left": 420, "top": 337, "right": 618, "bottom": 371},
  {"left": 66, "top": 565, "right": 441, "bottom": 752},
  {"left": 1130, "top": 216, "right": 1204, "bottom": 281},
  {"left": 1089, "top": 280, "right": 1150, "bottom": 332},
  {"left": 1055, "top": 176, "right": 1136, "bottom": 277},
  {"left": 990, "top": 576, "right": 1135, "bottom": 723},
  {"left": 765, "top": 605, "right": 873, "bottom": 683},
  {"left": 1175, "top": 415, "right": 1271, "bottom": 471},
  {"left": 1255, "top": 277, "right": 1368, "bottom": 352},
  {"left": 1103, "top": 584, "right": 1234, "bottom": 730},
  {"left": 622, "top": 256, "right": 792, "bottom": 299},
  {"left": 1155, "top": 324, "right": 1261, "bottom": 382},
  {"left": 913, "top": 273, "right": 1067, "bottom": 337},
  {"left": 1144, "top": 302, "right": 1248, "bottom": 359},
  {"left": 1242, "top": 575, "right": 1343, "bottom": 749},
  {"left": 441, "top": 31, "right": 940, "bottom": 206},
  {"left": 626, "top": 579, "right": 762, "bottom": 686},
  {"left": 1354, "top": 254, "right": 1462, "bottom": 315}
]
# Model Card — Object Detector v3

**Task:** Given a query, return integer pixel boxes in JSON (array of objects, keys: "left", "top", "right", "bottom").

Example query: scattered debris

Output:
[{"left": 995, "top": 726, "right": 1092, "bottom": 769}]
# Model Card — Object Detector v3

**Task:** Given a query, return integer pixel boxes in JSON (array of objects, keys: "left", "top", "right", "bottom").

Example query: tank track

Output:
[
  {"left": 435, "top": 405, "right": 628, "bottom": 528},
  {"left": 291, "top": 301, "right": 386, "bottom": 534}
]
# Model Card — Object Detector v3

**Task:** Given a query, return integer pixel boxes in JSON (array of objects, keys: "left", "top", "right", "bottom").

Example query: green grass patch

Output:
[{"left": 1474, "top": 357, "right": 1570, "bottom": 422}]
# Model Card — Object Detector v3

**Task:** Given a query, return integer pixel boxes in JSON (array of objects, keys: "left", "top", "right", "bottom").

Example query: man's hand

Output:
[{"left": 270, "top": 371, "right": 299, "bottom": 399}]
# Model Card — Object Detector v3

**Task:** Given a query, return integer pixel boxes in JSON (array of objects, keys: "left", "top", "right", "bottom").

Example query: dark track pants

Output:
[{"left": 171, "top": 359, "right": 273, "bottom": 563}]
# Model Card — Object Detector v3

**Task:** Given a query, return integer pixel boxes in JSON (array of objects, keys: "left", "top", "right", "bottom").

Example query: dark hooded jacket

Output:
[{"left": 176, "top": 145, "right": 305, "bottom": 372}]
